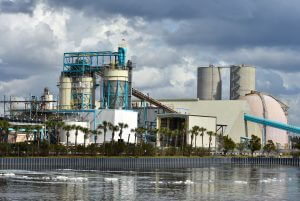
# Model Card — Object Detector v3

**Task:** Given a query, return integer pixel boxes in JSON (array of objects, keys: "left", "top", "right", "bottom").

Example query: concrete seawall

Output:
[{"left": 0, "top": 157, "right": 299, "bottom": 170}]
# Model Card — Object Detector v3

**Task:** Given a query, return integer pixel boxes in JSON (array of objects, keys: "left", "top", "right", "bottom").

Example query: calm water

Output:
[{"left": 0, "top": 165, "right": 299, "bottom": 201}]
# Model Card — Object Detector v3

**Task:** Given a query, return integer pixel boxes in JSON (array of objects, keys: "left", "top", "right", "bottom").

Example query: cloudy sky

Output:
[{"left": 0, "top": 0, "right": 299, "bottom": 125}]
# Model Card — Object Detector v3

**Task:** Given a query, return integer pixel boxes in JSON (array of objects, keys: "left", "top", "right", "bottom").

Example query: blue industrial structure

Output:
[
  {"left": 244, "top": 114, "right": 300, "bottom": 134},
  {"left": 61, "top": 46, "right": 130, "bottom": 110},
  {"left": 102, "top": 74, "right": 129, "bottom": 110}
]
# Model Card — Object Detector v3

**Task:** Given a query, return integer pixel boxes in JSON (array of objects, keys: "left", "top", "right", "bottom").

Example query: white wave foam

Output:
[
  {"left": 234, "top": 181, "right": 248, "bottom": 184},
  {"left": 0, "top": 173, "right": 15, "bottom": 177},
  {"left": 68, "top": 177, "right": 88, "bottom": 182},
  {"left": 259, "top": 178, "right": 284, "bottom": 183},
  {"left": 52, "top": 176, "right": 88, "bottom": 182},
  {"left": 184, "top": 180, "right": 194, "bottom": 184},
  {"left": 105, "top": 178, "right": 118, "bottom": 182}
]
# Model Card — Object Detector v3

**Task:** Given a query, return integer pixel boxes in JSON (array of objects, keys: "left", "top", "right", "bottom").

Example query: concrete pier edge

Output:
[{"left": 0, "top": 157, "right": 299, "bottom": 170}]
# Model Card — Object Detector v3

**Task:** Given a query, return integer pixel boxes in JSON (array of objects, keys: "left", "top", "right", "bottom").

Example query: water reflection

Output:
[{"left": 0, "top": 165, "right": 299, "bottom": 201}]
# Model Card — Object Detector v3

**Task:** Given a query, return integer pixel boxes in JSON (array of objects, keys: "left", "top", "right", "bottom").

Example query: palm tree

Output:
[
  {"left": 159, "top": 127, "right": 169, "bottom": 147},
  {"left": 190, "top": 126, "right": 199, "bottom": 147},
  {"left": 131, "top": 128, "right": 138, "bottom": 145},
  {"left": 45, "top": 120, "right": 64, "bottom": 144},
  {"left": 12, "top": 125, "right": 19, "bottom": 143},
  {"left": 108, "top": 123, "right": 119, "bottom": 143},
  {"left": 55, "top": 121, "right": 65, "bottom": 144},
  {"left": 91, "top": 130, "right": 102, "bottom": 144},
  {"left": 131, "top": 127, "right": 146, "bottom": 145},
  {"left": 63, "top": 125, "right": 72, "bottom": 148},
  {"left": 164, "top": 128, "right": 173, "bottom": 147},
  {"left": 170, "top": 130, "right": 178, "bottom": 147},
  {"left": 45, "top": 120, "right": 55, "bottom": 143},
  {"left": 74, "top": 125, "right": 82, "bottom": 147},
  {"left": 194, "top": 126, "right": 200, "bottom": 148},
  {"left": 199, "top": 127, "right": 207, "bottom": 148},
  {"left": 81, "top": 127, "right": 90, "bottom": 148},
  {"left": 207, "top": 131, "right": 216, "bottom": 150},
  {"left": 0, "top": 120, "right": 10, "bottom": 143},
  {"left": 24, "top": 125, "right": 33, "bottom": 142},
  {"left": 137, "top": 127, "right": 146, "bottom": 145},
  {"left": 149, "top": 128, "right": 159, "bottom": 147},
  {"left": 181, "top": 122, "right": 187, "bottom": 148},
  {"left": 118, "top": 123, "right": 128, "bottom": 141},
  {"left": 97, "top": 121, "right": 109, "bottom": 145},
  {"left": 34, "top": 125, "right": 43, "bottom": 152},
  {"left": 127, "top": 128, "right": 133, "bottom": 145}
]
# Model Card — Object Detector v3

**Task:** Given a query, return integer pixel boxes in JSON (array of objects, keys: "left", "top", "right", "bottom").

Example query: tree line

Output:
[{"left": 0, "top": 119, "right": 292, "bottom": 157}]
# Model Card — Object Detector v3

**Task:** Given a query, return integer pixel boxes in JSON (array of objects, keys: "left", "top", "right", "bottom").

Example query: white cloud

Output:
[
  {"left": 0, "top": 0, "right": 299, "bottom": 126},
  {"left": 276, "top": 71, "right": 300, "bottom": 90}
]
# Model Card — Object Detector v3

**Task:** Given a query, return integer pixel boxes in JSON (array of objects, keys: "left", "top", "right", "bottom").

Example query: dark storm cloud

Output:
[
  {"left": 45, "top": 0, "right": 263, "bottom": 21},
  {"left": 0, "top": 0, "right": 37, "bottom": 13},
  {"left": 0, "top": 22, "right": 60, "bottom": 81},
  {"left": 46, "top": 0, "right": 300, "bottom": 55}
]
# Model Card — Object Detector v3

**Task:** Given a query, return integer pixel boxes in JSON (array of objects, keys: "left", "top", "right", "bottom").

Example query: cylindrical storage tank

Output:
[
  {"left": 103, "top": 68, "right": 129, "bottom": 109},
  {"left": 71, "top": 76, "right": 95, "bottom": 110},
  {"left": 59, "top": 75, "right": 72, "bottom": 110},
  {"left": 197, "top": 66, "right": 222, "bottom": 100},
  {"left": 230, "top": 65, "right": 256, "bottom": 100},
  {"left": 59, "top": 121, "right": 89, "bottom": 145},
  {"left": 41, "top": 87, "right": 54, "bottom": 110},
  {"left": 43, "top": 94, "right": 54, "bottom": 110},
  {"left": 243, "top": 93, "right": 289, "bottom": 149}
]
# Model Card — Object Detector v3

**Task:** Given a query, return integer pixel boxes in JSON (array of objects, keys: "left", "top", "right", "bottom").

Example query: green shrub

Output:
[
  {"left": 141, "top": 143, "right": 155, "bottom": 156},
  {"left": 86, "top": 144, "right": 98, "bottom": 156},
  {"left": 194, "top": 147, "right": 210, "bottom": 157},
  {"left": 291, "top": 151, "right": 300, "bottom": 158},
  {"left": 0, "top": 143, "right": 12, "bottom": 156}
]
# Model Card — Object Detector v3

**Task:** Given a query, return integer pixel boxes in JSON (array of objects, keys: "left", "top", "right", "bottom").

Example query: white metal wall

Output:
[
  {"left": 187, "top": 115, "right": 216, "bottom": 148},
  {"left": 59, "top": 121, "right": 90, "bottom": 145},
  {"left": 95, "top": 109, "right": 138, "bottom": 144}
]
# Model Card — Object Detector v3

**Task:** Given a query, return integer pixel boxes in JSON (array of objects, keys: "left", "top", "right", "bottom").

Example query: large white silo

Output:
[
  {"left": 197, "top": 66, "right": 222, "bottom": 100},
  {"left": 59, "top": 74, "right": 96, "bottom": 110},
  {"left": 230, "top": 64, "right": 256, "bottom": 100},
  {"left": 59, "top": 75, "right": 72, "bottom": 110},
  {"left": 71, "top": 76, "right": 96, "bottom": 110},
  {"left": 41, "top": 87, "right": 54, "bottom": 110},
  {"left": 102, "top": 67, "right": 129, "bottom": 109}
]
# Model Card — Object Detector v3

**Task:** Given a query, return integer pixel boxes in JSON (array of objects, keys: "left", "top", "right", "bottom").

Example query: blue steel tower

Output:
[
  {"left": 102, "top": 45, "right": 130, "bottom": 109},
  {"left": 58, "top": 45, "right": 131, "bottom": 110}
]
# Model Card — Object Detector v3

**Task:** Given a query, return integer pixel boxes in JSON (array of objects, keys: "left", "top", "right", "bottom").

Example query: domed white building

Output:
[{"left": 242, "top": 92, "right": 289, "bottom": 149}]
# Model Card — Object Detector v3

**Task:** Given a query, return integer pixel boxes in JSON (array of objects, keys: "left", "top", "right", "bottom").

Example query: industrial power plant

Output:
[{"left": 1, "top": 43, "right": 299, "bottom": 151}]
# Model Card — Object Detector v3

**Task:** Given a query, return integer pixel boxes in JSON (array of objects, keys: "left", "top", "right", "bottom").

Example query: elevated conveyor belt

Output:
[
  {"left": 244, "top": 114, "right": 300, "bottom": 134},
  {"left": 132, "top": 88, "right": 177, "bottom": 113}
]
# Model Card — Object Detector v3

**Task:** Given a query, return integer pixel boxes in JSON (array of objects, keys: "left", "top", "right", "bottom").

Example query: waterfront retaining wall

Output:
[{"left": 0, "top": 157, "right": 299, "bottom": 170}]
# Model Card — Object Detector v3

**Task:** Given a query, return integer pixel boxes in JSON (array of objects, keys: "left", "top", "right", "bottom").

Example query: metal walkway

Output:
[
  {"left": 132, "top": 88, "right": 177, "bottom": 113},
  {"left": 244, "top": 114, "right": 300, "bottom": 134}
]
